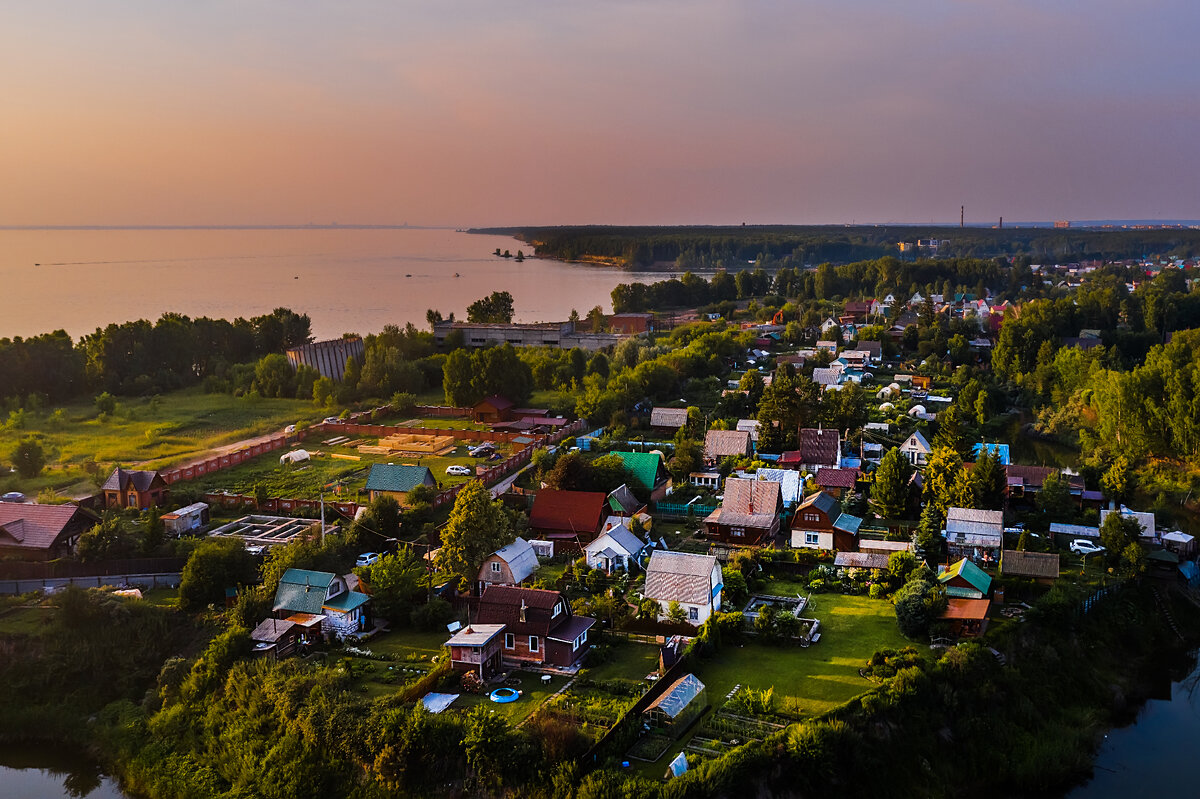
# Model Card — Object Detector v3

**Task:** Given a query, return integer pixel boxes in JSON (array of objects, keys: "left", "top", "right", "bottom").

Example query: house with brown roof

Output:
[
  {"left": 101, "top": 467, "right": 168, "bottom": 510},
  {"left": 703, "top": 478, "right": 781, "bottom": 546},
  {"left": 250, "top": 618, "right": 302, "bottom": 660},
  {"left": 472, "top": 395, "right": 515, "bottom": 423},
  {"left": 797, "top": 428, "right": 841, "bottom": 472},
  {"left": 475, "top": 585, "right": 594, "bottom": 667},
  {"left": 814, "top": 467, "right": 858, "bottom": 497},
  {"left": 643, "top": 551, "right": 724, "bottom": 625},
  {"left": 1000, "top": 549, "right": 1060, "bottom": 582},
  {"left": 0, "top": 503, "right": 99, "bottom": 561},
  {"left": 649, "top": 407, "right": 690, "bottom": 435},
  {"left": 528, "top": 489, "right": 607, "bottom": 551},
  {"left": 703, "top": 429, "right": 751, "bottom": 465},
  {"left": 1004, "top": 465, "right": 1084, "bottom": 501}
]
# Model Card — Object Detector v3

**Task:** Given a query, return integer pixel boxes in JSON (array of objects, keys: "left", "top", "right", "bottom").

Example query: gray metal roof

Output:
[{"left": 493, "top": 537, "right": 539, "bottom": 583}]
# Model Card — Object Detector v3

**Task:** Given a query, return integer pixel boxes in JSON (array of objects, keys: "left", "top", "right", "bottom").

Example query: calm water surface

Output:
[
  {"left": 0, "top": 744, "right": 127, "bottom": 798},
  {"left": 1068, "top": 650, "right": 1199, "bottom": 798},
  {"left": 0, "top": 228, "right": 668, "bottom": 340}
]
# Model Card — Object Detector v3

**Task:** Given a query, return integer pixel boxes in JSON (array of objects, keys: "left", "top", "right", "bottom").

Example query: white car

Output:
[
  {"left": 356, "top": 552, "right": 381, "bottom": 567},
  {"left": 445, "top": 465, "right": 473, "bottom": 476},
  {"left": 1070, "top": 539, "right": 1106, "bottom": 556},
  {"left": 323, "top": 416, "right": 340, "bottom": 425}
]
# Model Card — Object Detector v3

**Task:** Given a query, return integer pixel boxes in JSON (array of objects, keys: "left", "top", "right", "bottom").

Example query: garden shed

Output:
[{"left": 644, "top": 673, "right": 707, "bottom": 737}]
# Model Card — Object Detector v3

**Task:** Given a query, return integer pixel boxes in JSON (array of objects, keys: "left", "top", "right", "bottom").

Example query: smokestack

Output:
[
  {"left": 999, "top": 216, "right": 1003, "bottom": 229},
  {"left": 960, "top": 205, "right": 964, "bottom": 228}
]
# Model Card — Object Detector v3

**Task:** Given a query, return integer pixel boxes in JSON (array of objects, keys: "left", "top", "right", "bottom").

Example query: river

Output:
[
  {"left": 0, "top": 227, "right": 668, "bottom": 341},
  {"left": 0, "top": 743, "right": 127, "bottom": 798},
  {"left": 1067, "top": 649, "right": 1200, "bottom": 797}
]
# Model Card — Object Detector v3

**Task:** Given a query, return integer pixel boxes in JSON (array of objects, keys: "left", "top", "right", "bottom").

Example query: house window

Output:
[
  {"left": 731, "top": 527, "right": 745, "bottom": 538},
  {"left": 129, "top": 492, "right": 138, "bottom": 505},
  {"left": 529, "top": 635, "right": 539, "bottom": 653},
  {"left": 504, "top": 633, "right": 514, "bottom": 649},
  {"left": 804, "top": 513, "right": 819, "bottom": 522},
  {"left": 805, "top": 532, "right": 819, "bottom": 545},
  {"left": 490, "top": 561, "right": 501, "bottom": 573},
  {"left": 551, "top": 602, "right": 562, "bottom": 618},
  {"left": 688, "top": 607, "right": 699, "bottom": 621}
]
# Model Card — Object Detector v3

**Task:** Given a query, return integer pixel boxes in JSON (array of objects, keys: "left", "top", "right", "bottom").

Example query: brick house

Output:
[
  {"left": 101, "top": 467, "right": 168, "bottom": 510},
  {"left": 475, "top": 585, "right": 594, "bottom": 668}
]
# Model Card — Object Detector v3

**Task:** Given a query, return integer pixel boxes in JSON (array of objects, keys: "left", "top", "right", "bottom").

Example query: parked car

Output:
[
  {"left": 356, "top": 552, "right": 381, "bottom": 567},
  {"left": 445, "top": 465, "right": 473, "bottom": 476},
  {"left": 468, "top": 444, "right": 496, "bottom": 457},
  {"left": 1, "top": 491, "right": 26, "bottom": 503},
  {"left": 323, "top": 416, "right": 340, "bottom": 425},
  {"left": 1070, "top": 539, "right": 1106, "bottom": 556}
]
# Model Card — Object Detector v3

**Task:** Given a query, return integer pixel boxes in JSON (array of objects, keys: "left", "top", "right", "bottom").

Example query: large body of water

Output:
[
  {"left": 0, "top": 228, "right": 664, "bottom": 341},
  {"left": 0, "top": 744, "right": 127, "bottom": 798}
]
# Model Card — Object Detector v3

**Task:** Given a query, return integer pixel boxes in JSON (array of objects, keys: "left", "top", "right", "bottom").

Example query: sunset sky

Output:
[{"left": 3, "top": 1, "right": 1198, "bottom": 227}]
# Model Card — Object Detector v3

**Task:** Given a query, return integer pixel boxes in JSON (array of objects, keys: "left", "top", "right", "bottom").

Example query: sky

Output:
[{"left": 2, "top": 1, "right": 1198, "bottom": 227}]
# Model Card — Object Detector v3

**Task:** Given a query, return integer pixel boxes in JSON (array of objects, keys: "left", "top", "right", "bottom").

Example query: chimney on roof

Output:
[{"left": 519, "top": 599, "right": 527, "bottom": 623}]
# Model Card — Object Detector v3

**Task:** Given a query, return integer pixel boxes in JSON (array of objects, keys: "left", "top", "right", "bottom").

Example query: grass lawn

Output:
[
  {"left": 696, "top": 593, "right": 910, "bottom": 718},
  {"left": 584, "top": 641, "right": 661, "bottom": 684},
  {"left": 0, "top": 604, "right": 54, "bottom": 636},
  {"left": 340, "top": 656, "right": 431, "bottom": 700},
  {"left": 139, "top": 588, "right": 180, "bottom": 608},
  {"left": 366, "top": 628, "right": 451, "bottom": 662},
  {"left": 0, "top": 387, "right": 321, "bottom": 498},
  {"left": 453, "top": 671, "right": 563, "bottom": 723}
]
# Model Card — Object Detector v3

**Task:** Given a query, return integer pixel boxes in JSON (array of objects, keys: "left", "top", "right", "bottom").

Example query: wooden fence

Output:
[
  {"left": 162, "top": 434, "right": 293, "bottom": 485},
  {"left": 201, "top": 492, "right": 365, "bottom": 517},
  {"left": 0, "top": 557, "right": 187, "bottom": 580}
]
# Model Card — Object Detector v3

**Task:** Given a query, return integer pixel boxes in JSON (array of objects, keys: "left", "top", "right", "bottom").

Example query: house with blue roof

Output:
[
  {"left": 365, "top": 463, "right": 436, "bottom": 506},
  {"left": 273, "top": 568, "right": 371, "bottom": 640}
]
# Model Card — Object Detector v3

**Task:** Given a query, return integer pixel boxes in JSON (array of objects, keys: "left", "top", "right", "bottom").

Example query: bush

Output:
[{"left": 411, "top": 598, "right": 455, "bottom": 631}]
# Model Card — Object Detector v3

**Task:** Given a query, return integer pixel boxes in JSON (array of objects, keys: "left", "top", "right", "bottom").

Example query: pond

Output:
[
  {"left": 0, "top": 743, "right": 128, "bottom": 799},
  {"left": 1004, "top": 416, "right": 1079, "bottom": 469},
  {"left": 1067, "top": 649, "right": 1199, "bottom": 797}
]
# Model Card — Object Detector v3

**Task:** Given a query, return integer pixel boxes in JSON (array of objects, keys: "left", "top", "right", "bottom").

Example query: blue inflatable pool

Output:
[{"left": 489, "top": 687, "right": 521, "bottom": 703}]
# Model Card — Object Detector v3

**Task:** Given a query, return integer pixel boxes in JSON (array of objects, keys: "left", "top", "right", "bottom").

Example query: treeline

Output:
[
  {"left": 0, "top": 308, "right": 312, "bottom": 404},
  {"left": 473, "top": 224, "right": 1200, "bottom": 267},
  {"left": 611, "top": 257, "right": 1025, "bottom": 312}
]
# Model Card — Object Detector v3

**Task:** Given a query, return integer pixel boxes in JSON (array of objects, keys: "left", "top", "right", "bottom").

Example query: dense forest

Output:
[{"left": 471, "top": 224, "right": 1200, "bottom": 269}]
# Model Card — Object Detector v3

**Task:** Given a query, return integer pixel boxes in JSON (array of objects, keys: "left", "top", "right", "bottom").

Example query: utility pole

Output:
[{"left": 960, "top": 206, "right": 964, "bottom": 228}]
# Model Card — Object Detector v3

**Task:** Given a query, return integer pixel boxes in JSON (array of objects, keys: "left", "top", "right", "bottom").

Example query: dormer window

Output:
[{"left": 551, "top": 602, "right": 562, "bottom": 618}]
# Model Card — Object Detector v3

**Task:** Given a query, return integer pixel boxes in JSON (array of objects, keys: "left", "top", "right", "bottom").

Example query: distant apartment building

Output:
[
  {"left": 285, "top": 337, "right": 365, "bottom": 381},
  {"left": 433, "top": 320, "right": 635, "bottom": 352}
]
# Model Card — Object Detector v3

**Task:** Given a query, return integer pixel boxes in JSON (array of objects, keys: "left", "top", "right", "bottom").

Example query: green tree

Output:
[
  {"left": 76, "top": 516, "right": 140, "bottom": 562},
  {"left": 179, "top": 537, "right": 258, "bottom": 611},
  {"left": 971, "top": 448, "right": 1006, "bottom": 510},
  {"left": 668, "top": 438, "right": 703, "bottom": 485},
  {"left": 666, "top": 600, "right": 687, "bottom": 624},
  {"left": 886, "top": 550, "right": 918, "bottom": 587},
  {"left": 870, "top": 447, "right": 914, "bottom": 519},
  {"left": 932, "top": 405, "right": 972, "bottom": 461},
  {"left": 251, "top": 353, "right": 295, "bottom": 398},
  {"left": 442, "top": 348, "right": 475, "bottom": 406},
  {"left": 94, "top": 391, "right": 117, "bottom": 416},
  {"left": 586, "top": 305, "right": 607, "bottom": 333},
  {"left": 922, "top": 446, "right": 965, "bottom": 519},
  {"left": 756, "top": 365, "right": 818, "bottom": 451},
  {"left": 1100, "top": 456, "right": 1134, "bottom": 506},
  {"left": 466, "top": 291, "right": 515, "bottom": 324},
  {"left": 914, "top": 502, "right": 943, "bottom": 565},
  {"left": 360, "top": 548, "right": 425, "bottom": 625},
  {"left": 893, "top": 568, "right": 946, "bottom": 638},
  {"left": 436, "top": 481, "right": 513, "bottom": 586},
  {"left": 368, "top": 494, "right": 403, "bottom": 540},
  {"left": 1035, "top": 472, "right": 1073, "bottom": 529},
  {"left": 11, "top": 436, "right": 46, "bottom": 478},
  {"left": 1099, "top": 513, "right": 1142, "bottom": 565}
]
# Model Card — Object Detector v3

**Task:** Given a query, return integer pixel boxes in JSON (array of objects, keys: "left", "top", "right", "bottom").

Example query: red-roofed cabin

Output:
[
  {"left": 0, "top": 503, "right": 99, "bottom": 561},
  {"left": 528, "top": 489, "right": 607, "bottom": 551},
  {"left": 476, "top": 585, "right": 595, "bottom": 667},
  {"left": 814, "top": 468, "right": 859, "bottom": 498},
  {"left": 472, "top": 396, "right": 515, "bottom": 423}
]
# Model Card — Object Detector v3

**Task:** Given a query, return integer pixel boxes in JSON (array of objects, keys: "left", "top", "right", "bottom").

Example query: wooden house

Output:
[
  {"left": 584, "top": 521, "right": 646, "bottom": 574},
  {"left": 472, "top": 395, "right": 515, "bottom": 423},
  {"left": 999, "top": 549, "right": 1060, "bottom": 582},
  {"left": 0, "top": 503, "right": 99, "bottom": 561},
  {"left": 938, "top": 559, "right": 992, "bottom": 599},
  {"left": 797, "top": 428, "right": 841, "bottom": 472},
  {"left": 940, "top": 598, "right": 991, "bottom": 638},
  {"left": 790, "top": 491, "right": 859, "bottom": 551},
  {"left": 272, "top": 568, "right": 371, "bottom": 641},
  {"left": 250, "top": 618, "right": 302, "bottom": 660},
  {"left": 943, "top": 507, "right": 1004, "bottom": 566},
  {"left": 475, "top": 585, "right": 594, "bottom": 668},
  {"left": 649, "top": 407, "right": 689, "bottom": 435},
  {"left": 608, "top": 451, "right": 671, "bottom": 501},
  {"left": 703, "top": 430, "right": 752, "bottom": 465},
  {"left": 101, "top": 467, "right": 168, "bottom": 510},
  {"left": 528, "top": 489, "right": 608, "bottom": 551},
  {"left": 703, "top": 478, "right": 781, "bottom": 546},
  {"left": 476, "top": 537, "right": 539, "bottom": 595},
  {"left": 364, "top": 464, "right": 436, "bottom": 505},
  {"left": 445, "top": 623, "right": 507, "bottom": 680},
  {"left": 643, "top": 551, "right": 723, "bottom": 625}
]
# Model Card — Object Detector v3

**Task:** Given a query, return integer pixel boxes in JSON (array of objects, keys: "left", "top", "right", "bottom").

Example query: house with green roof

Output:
[
  {"left": 273, "top": 568, "right": 371, "bottom": 640},
  {"left": 609, "top": 451, "right": 671, "bottom": 501},
  {"left": 365, "top": 464, "right": 436, "bottom": 506},
  {"left": 938, "top": 558, "right": 992, "bottom": 599}
]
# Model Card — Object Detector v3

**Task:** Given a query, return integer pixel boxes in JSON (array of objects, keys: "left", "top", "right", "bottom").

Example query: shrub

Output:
[{"left": 411, "top": 598, "right": 455, "bottom": 631}]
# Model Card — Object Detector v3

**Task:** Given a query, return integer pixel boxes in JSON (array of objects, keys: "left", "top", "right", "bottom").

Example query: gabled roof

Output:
[
  {"left": 811, "top": 368, "right": 841, "bottom": 387},
  {"left": 475, "top": 395, "right": 514, "bottom": 411},
  {"left": 529, "top": 490, "right": 607, "bottom": 535},
  {"left": 834, "top": 551, "right": 890, "bottom": 570},
  {"left": 939, "top": 559, "right": 992, "bottom": 597},
  {"left": 101, "top": 467, "right": 164, "bottom": 492},
  {"left": 1001, "top": 549, "right": 1060, "bottom": 579},
  {"left": 644, "top": 551, "right": 719, "bottom": 606},
  {"left": 735, "top": 419, "right": 760, "bottom": 442},
  {"left": 0, "top": 503, "right": 96, "bottom": 551},
  {"left": 365, "top": 463, "right": 435, "bottom": 493},
  {"left": 607, "top": 484, "right": 643, "bottom": 516},
  {"left": 610, "top": 451, "right": 666, "bottom": 491},
  {"left": 754, "top": 468, "right": 801, "bottom": 505},
  {"left": 586, "top": 523, "right": 645, "bottom": 559},
  {"left": 815, "top": 467, "right": 858, "bottom": 489},
  {"left": 650, "top": 407, "right": 689, "bottom": 428},
  {"left": 833, "top": 513, "right": 863, "bottom": 535},
  {"left": 945, "top": 507, "right": 1004, "bottom": 538},
  {"left": 900, "top": 430, "right": 931, "bottom": 453},
  {"left": 273, "top": 569, "right": 337, "bottom": 615},
  {"left": 476, "top": 585, "right": 573, "bottom": 635},
  {"left": 796, "top": 491, "right": 839, "bottom": 520},
  {"left": 490, "top": 537, "right": 539, "bottom": 583},
  {"left": 798, "top": 428, "right": 840, "bottom": 466},
  {"left": 704, "top": 430, "right": 751, "bottom": 459},
  {"left": 722, "top": 478, "right": 781, "bottom": 518},
  {"left": 646, "top": 673, "right": 706, "bottom": 718}
]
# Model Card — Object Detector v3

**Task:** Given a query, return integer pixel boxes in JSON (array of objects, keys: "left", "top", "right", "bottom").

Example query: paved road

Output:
[{"left": 490, "top": 464, "right": 533, "bottom": 498}]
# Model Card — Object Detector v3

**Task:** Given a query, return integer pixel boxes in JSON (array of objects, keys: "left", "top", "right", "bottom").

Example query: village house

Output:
[
  {"left": 364, "top": 463, "right": 437, "bottom": 505},
  {"left": 1000, "top": 549, "right": 1061, "bottom": 582},
  {"left": 272, "top": 568, "right": 371, "bottom": 640},
  {"left": 102, "top": 467, "right": 168, "bottom": 510},
  {"left": 528, "top": 489, "right": 608, "bottom": 550},
  {"left": 471, "top": 395, "right": 516, "bottom": 423},
  {"left": 752, "top": 468, "right": 802, "bottom": 507},
  {"left": 938, "top": 558, "right": 993, "bottom": 599},
  {"left": 476, "top": 537, "right": 539, "bottom": 595},
  {"left": 1004, "top": 465, "right": 1084, "bottom": 501},
  {"left": 814, "top": 467, "right": 858, "bottom": 498},
  {"left": 796, "top": 428, "right": 841, "bottom": 473},
  {"left": 899, "top": 430, "right": 932, "bottom": 466},
  {"left": 250, "top": 618, "right": 303, "bottom": 660},
  {"left": 608, "top": 451, "right": 671, "bottom": 501},
  {"left": 606, "top": 483, "right": 647, "bottom": 520},
  {"left": 0, "top": 502, "right": 99, "bottom": 561},
  {"left": 703, "top": 429, "right": 752, "bottom": 465},
  {"left": 643, "top": 550, "right": 724, "bottom": 625},
  {"left": 584, "top": 520, "right": 647, "bottom": 574},
  {"left": 943, "top": 507, "right": 1004, "bottom": 566},
  {"left": 445, "top": 623, "right": 507, "bottom": 680},
  {"left": 790, "top": 490, "right": 862, "bottom": 551},
  {"left": 649, "top": 407, "right": 690, "bottom": 435},
  {"left": 703, "top": 477, "right": 782, "bottom": 546},
  {"left": 939, "top": 598, "right": 991, "bottom": 639},
  {"left": 475, "top": 585, "right": 594, "bottom": 668},
  {"left": 736, "top": 419, "right": 760, "bottom": 445}
]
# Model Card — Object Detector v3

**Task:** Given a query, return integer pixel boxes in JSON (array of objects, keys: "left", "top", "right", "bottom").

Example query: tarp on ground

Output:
[
  {"left": 667, "top": 752, "right": 688, "bottom": 778},
  {"left": 421, "top": 692, "right": 459, "bottom": 714}
]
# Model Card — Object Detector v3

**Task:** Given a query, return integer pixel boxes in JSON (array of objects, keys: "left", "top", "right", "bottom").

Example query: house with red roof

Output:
[
  {"left": 528, "top": 489, "right": 608, "bottom": 551},
  {"left": 475, "top": 585, "right": 594, "bottom": 667},
  {"left": 814, "top": 467, "right": 859, "bottom": 498},
  {"left": 0, "top": 503, "right": 99, "bottom": 560},
  {"left": 472, "top": 395, "right": 515, "bottom": 424}
]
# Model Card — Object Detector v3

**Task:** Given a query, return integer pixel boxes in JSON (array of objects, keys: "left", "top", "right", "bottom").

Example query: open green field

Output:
[
  {"left": 696, "top": 592, "right": 909, "bottom": 717},
  {"left": 185, "top": 436, "right": 506, "bottom": 501},
  {"left": 0, "top": 388, "right": 322, "bottom": 497}
]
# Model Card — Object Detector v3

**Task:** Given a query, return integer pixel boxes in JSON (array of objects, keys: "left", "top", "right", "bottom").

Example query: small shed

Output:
[
  {"left": 938, "top": 559, "right": 992, "bottom": 599},
  {"left": 161, "top": 502, "right": 210, "bottom": 535},
  {"left": 644, "top": 673, "right": 707, "bottom": 737},
  {"left": 1000, "top": 549, "right": 1060, "bottom": 581}
]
